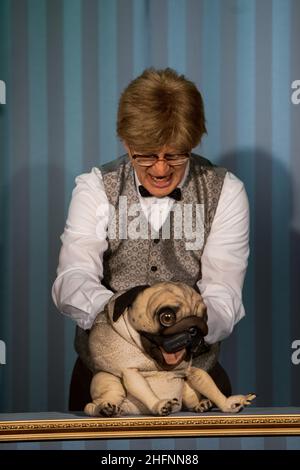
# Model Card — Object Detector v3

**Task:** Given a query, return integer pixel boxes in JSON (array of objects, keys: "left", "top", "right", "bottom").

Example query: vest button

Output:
[
  {"left": 153, "top": 239, "right": 160, "bottom": 244},
  {"left": 151, "top": 266, "right": 158, "bottom": 272}
]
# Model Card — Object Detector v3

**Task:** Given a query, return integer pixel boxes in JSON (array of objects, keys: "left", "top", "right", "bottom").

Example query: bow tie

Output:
[{"left": 138, "top": 185, "right": 182, "bottom": 201}]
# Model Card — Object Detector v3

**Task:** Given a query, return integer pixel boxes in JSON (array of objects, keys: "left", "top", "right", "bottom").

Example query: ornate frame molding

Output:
[{"left": 1, "top": 412, "right": 300, "bottom": 442}]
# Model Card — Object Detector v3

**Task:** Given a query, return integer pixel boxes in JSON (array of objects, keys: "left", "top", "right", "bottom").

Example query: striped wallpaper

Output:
[
  {"left": 0, "top": 0, "right": 300, "bottom": 413},
  {"left": 0, "top": 434, "right": 300, "bottom": 450}
]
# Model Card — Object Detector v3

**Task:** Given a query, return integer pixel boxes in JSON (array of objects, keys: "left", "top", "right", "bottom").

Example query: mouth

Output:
[
  {"left": 139, "top": 315, "right": 208, "bottom": 370},
  {"left": 140, "top": 335, "right": 187, "bottom": 370},
  {"left": 159, "top": 347, "right": 186, "bottom": 366},
  {"left": 148, "top": 174, "right": 173, "bottom": 188}
]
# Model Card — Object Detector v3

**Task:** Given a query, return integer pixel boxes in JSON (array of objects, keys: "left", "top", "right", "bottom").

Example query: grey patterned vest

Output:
[{"left": 75, "top": 153, "right": 227, "bottom": 372}]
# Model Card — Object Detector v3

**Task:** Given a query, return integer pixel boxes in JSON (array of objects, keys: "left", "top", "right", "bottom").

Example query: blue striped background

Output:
[
  {"left": 0, "top": 435, "right": 299, "bottom": 450},
  {"left": 0, "top": 0, "right": 300, "bottom": 417}
]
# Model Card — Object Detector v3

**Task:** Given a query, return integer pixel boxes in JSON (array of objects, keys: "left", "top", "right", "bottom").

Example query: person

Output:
[{"left": 52, "top": 68, "right": 249, "bottom": 411}]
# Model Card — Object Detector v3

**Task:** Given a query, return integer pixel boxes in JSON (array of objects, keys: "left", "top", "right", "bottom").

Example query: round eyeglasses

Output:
[{"left": 131, "top": 152, "right": 190, "bottom": 167}]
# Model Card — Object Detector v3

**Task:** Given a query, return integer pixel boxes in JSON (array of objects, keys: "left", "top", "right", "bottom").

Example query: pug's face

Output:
[{"left": 113, "top": 282, "right": 208, "bottom": 370}]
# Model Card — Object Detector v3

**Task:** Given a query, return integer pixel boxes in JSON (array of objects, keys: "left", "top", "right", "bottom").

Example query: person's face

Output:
[{"left": 125, "top": 144, "right": 189, "bottom": 198}]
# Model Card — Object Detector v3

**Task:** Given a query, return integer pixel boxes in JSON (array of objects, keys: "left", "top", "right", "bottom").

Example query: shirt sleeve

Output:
[
  {"left": 51, "top": 167, "right": 114, "bottom": 330},
  {"left": 197, "top": 171, "right": 250, "bottom": 344}
]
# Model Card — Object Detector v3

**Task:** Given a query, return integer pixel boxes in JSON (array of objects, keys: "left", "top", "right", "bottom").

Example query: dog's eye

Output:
[{"left": 158, "top": 308, "right": 176, "bottom": 327}]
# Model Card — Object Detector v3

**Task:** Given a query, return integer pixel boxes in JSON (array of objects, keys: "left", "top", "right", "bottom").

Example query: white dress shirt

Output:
[{"left": 52, "top": 163, "right": 249, "bottom": 345}]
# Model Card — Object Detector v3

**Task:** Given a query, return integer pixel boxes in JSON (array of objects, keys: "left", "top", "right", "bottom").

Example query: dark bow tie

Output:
[{"left": 138, "top": 185, "right": 182, "bottom": 201}]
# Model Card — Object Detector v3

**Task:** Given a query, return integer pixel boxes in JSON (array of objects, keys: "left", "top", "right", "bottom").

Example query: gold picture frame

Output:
[{"left": 1, "top": 411, "right": 300, "bottom": 442}]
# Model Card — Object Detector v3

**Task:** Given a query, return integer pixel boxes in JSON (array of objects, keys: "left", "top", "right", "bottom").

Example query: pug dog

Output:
[{"left": 84, "top": 282, "right": 255, "bottom": 416}]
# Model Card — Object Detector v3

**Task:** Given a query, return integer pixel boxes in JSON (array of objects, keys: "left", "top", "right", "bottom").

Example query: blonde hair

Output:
[{"left": 117, "top": 68, "right": 207, "bottom": 153}]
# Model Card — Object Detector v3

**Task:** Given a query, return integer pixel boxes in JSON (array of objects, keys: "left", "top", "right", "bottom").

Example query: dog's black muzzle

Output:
[{"left": 140, "top": 316, "right": 209, "bottom": 357}]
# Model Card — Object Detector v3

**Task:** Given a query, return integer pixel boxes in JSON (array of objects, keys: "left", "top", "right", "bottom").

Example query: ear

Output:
[
  {"left": 112, "top": 285, "right": 150, "bottom": 322},
  {"left": 123, "top": 141, "right": 131, "bottom": 155}
]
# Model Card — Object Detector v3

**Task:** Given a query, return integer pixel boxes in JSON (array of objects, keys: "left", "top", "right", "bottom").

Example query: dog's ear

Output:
[{"left": 113, "top": 285, "right": 150, "bottom": 322}]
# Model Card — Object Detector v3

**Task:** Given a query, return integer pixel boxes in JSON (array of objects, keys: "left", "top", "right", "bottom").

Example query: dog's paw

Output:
[
  {"left": 84, "top": 402, "right": 101, "bottom": 416},
  {"left": 98, "top": 402, "right": 123, "bottom": 417},
  {"left": 221, "top": 393, "right": 256, "bottom": 413},
  {"left": 193, "top": 399, "right": 213, "bottom": 413},
  {"left": 167, "top": 398, "right": 181, "bottom": 413},
  {"left": 153, "top": 398, "right": 180, "bottom": 416},
  {"left": 84, "top": 401, "right": 122, "bottom": 417}
]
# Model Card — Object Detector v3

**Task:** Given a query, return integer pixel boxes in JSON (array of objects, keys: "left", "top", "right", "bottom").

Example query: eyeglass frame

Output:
[{"left": 130, "top": 151, "right": 191, "bottom": 167}]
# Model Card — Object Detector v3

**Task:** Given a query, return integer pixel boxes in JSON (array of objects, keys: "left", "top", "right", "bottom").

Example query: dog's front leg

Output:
[
  {"left": 182, "top": 381, "right": 213, "bottom": 412},
  {"left": 186, "top": 367, "right": 227, "bottom": 411},
  {"left": 122, "top": 368, "right": 180, "bottom": 416},
  {"left": 187, "top": 367, "right": 255, "bottom": 413}
]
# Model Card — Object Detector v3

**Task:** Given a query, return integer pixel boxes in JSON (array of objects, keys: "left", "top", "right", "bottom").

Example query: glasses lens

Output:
[
  {"left": 133, "top": 153, "right": 190, "bottom": 166},
  {"left": 134, "top": 156, "right": 157, "bottom": 166},
  {"left": 165, "top": 154, "right": 190, "bottom": 165}
]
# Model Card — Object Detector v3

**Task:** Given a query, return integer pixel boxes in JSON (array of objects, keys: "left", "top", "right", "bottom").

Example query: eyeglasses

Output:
[{"left": 131, "top": 152, "right": 190, "bottom": 167}]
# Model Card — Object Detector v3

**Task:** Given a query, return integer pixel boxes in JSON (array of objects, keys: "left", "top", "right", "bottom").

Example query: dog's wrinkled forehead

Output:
[
  {"left": 112, "top": 282, "right": 207, "bottom": 332},
  {"left": 147, "top": 284, "right": 205, "bottom": 315}
]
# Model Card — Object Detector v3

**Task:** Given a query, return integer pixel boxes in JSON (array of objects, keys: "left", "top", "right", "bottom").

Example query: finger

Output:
[
  {"left": 247, "top": 393, "right": 256, "bottom": 398},
  {"left": 246, "top": 393, "right": 256, "bottom": 401}
]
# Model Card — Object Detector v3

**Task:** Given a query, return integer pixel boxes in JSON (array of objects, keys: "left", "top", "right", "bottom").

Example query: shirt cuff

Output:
[
  {"left": 54, "top": 284, "right": 114, "bottom": 330},
  {"left": 203, "top": 297, "right": 245, "bottom": 344}
]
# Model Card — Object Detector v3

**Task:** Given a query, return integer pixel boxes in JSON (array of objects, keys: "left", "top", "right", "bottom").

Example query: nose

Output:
[{"left": 152, "top": 158, "right": 170, "bottom": 175}]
